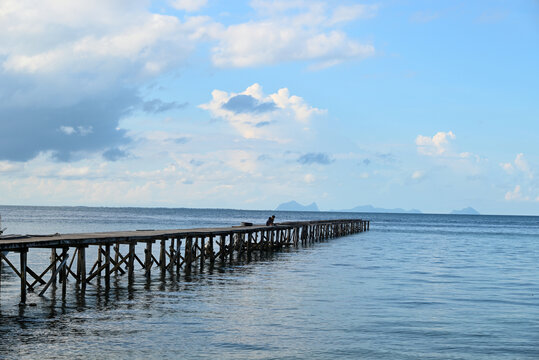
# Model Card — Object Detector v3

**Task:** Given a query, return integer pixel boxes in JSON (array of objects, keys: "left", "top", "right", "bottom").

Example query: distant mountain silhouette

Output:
[
  {"left": 450, "top": 207, "right": 480, "bottom": 215},
  {"left": 337, "top": 205, "right": 422, "bottom": 214},
  {"left": 275, "top": 201, "right": 319, "bottom": 212}
]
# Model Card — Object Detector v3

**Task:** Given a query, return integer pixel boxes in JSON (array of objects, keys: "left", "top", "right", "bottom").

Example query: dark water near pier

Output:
[{"left": 1, "top": 206, "right": 539, "bottom": 359}]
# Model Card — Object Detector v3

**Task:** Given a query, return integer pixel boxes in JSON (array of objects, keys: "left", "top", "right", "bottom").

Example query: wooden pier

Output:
[{"left": 0, "top": 219, "right": 369, "bottom": 305}]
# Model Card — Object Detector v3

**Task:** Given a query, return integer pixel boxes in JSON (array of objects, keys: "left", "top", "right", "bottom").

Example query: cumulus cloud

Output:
[
  {"left": 505, "top": 185, "right": 528, "bottom": 201},
  {"left": 211, "top": 1, "right": 375, "bottom": 69},
  {"left": 0, "top": 90, "right": 136, "bottom": 161},
  {"left": 416, "top": 131, "right": 456, "bottom": 156},
  {"left": 0, "top": 161, "right": 22, "bottom": 173},
  {"left": 0, "top": 0, "right": 216, "bottom": 162},
  {"left": 170, "top": 0, "right": 207, "bottom": 12},
  {"left": 514, "top": 153, "right": 532, "bottom": 178},
  {"left": 329, "top": 4, "right": 378, "bottom": 25},
  {"left": 200, "top": 83, "right": 325, "bottom": 140},
  {"left": 297, "top": 153, "right": 333, "bottom": 165},
  {"left": 500, "top": 153, "right": 533, "bottom": 179}
]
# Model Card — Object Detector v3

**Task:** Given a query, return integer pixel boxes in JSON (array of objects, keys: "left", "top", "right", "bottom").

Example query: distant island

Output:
[
  {"left": 337, "top": 205, "right": 422, "bottom": 214},
  {"left": 450, "top": 207, "right": 480, "bottom": 215},
  {"left": 275, "top": 201, "right": 320, "bottom": 212},
  {"left": 275, "top": 202, "right": 479, "bottom": 215}
]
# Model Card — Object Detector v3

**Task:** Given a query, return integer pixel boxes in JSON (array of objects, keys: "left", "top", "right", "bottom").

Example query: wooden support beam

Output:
[
  {"left": 228, "top": 234, "right": 234, "bottom": 261},
  {"left": 51, "top": 249, "right": 57, "bottom": 286},
  {"left": 105, "top": 244, "right": 111, "bottom": 286},
  {"left": 30, "top": 261, "right": 55, "bottom": 288},
  {"left": 39, "top": 252, "right": 69, "bottom": 297},
  {"left": 219, "top": 235, "right": 225, "bottom": 262},
  {"left": 0, "top": 252, "right": 33, "bottom": 291},
  {"left": 145, "top": 241, "right": 152, "bottom": 276},
  {"left": 208, "top": 236, "right": 214, "bottom": 263},
  {"left": 247, "top": 232, "right": 252, "bottom": 258},
  {"left": 128, "top": 242, "right": 135, "bottom": 282},
  {"left": 77, "top": 247, "right": 86, "bottom": 292},
  {"left": 200, "top": 236, "right": 205, "bottom": 270},
  {"left": 101, "top": 247, "right": 127, "bottom": 275},
  {"left": 185, "top": 236, "right": 192, "bottom": 276},
  {"left": 61, "top": 247, "right": 68, "bottom": 300},
  {"left": 25, "top": 265, "right": 46, "bottom": 286},
  {"left": 176, "top": 238, "right": 181, "bottom": 275},
  {"left": 134, "top": 253, "right": 145, "bottom": 269},
  {"left": 66, "top": 247, "right": 78, "bottom": 282},
  {"left": 20, "top": 249, "right": 28, "bottom": 305},
  {"left": 88, "top": 257, "right": 99, "bottom": 277},
  {"left": 160, "top": 239, "right": 166, "bottom": 273},
  {"left": 97, "top": 245, "right": 102, "bottom": 269},
  {"left": 114, "top": 243, "right": 120, "bottom": 275}
]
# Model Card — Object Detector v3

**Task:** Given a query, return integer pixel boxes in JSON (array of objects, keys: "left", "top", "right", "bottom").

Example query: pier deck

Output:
[{"left": 0, "top": 219, "right": 369, "bottom": 305}]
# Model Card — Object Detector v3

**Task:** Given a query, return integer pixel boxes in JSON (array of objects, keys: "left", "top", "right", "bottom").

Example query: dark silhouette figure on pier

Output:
[{"left": 266, "top": 215, "right": 275, "bottom": 226}]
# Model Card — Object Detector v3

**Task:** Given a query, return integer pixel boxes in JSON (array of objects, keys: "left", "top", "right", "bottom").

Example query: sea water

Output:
[{"left": 1, "top": 206, "right": 538, "bottom": 359}]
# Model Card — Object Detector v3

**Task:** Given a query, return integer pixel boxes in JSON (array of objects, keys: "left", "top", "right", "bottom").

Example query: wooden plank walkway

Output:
[{"left": 0, "top": 218, "right": 370, "bottom": 305}]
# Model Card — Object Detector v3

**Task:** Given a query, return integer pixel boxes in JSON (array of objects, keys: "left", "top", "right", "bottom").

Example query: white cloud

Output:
[
  {"left": 411, "top": 170, "right": 425, "bottom": 180},
  {"left": 199, "top": 83, "right": 325, "bottom": 140},
  {"left": 500, "top": 153, "right": 533, "bottom": 179},
  {"left": 211, "top": 1, "right": 375, "bottom": 68},
  {"left": 500, "top": 162, "right": 514, "bottom": 173},
  {"left": 304, "top": 173, "right": 315, "bottom": 183},
  {"left": 59, "top": 126, "right": 93, "bottom": 136},
  {"left": 58, "top": 166, "right": 91, "bottom": 178},
  {"left": 59, "top": 126, "right": 76, "bottom": 135},
  {"left": 416, "top": 131, "right": 456, "bottom": 156},
  {"left": 170, "top": 0, "right": 207, "bottom": 12},
  {"left": 0, "top": 161, "right": 21, "bottom": 173},
  {"left": 329, "top": 4, "right": 378, "bottom": 25},
  {"left": 514, "top": 153, "right": 532, "bottom": 178},
  {"left": 505, "top": 185, "right": 528, "bottom": 201}
]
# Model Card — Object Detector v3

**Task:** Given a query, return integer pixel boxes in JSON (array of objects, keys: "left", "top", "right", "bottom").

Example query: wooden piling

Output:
[
  {"left": 128, "top": 242, "right": 135, "bottom": 282},
  {"left": 19, "top": 249, "right": 27, "bottom": 305},
  {"left": 160, "top": 239, "right": 166, "bottom": 274},
  {"left": 105, "top": 244, "right": 111, "bottom": 287},
  {"left": 78, "top": 246, "right": 86, "bottom": 292},
  {"left": 61, "top": 247, "right": 68, "bottom": 300},
  {"left": 145, "top": 241, "right": 152, "bottom": 276},
  {"left": 185, "top": 236, "right": 192, "bottom": 276}
]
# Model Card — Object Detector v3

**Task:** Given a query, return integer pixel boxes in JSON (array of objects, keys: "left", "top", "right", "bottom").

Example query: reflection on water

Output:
[{"left": 1, "top": 208, "right": 539, "bottom": 359}]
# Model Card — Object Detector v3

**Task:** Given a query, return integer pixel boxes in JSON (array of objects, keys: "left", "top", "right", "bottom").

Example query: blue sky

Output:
[{"left": 0, "top": 0, "right": 537, "bottom": 215}]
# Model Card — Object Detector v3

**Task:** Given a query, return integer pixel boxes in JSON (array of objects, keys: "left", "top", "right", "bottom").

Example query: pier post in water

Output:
[
  {"left": 128, "top": 242, "right": 135, "bottom": 282},
  {"left": 50, "top": 249, "right": 57, "bottom": 287},
  {"left": 160, "top": 239, "right": 166, "bottom": 274},
  {"left": 185, "top": 236, "right": 192, "bottom": 276},
  {"left": 19, "top": 249, "right": 28, "bottom": 305},
  {"left": 77, "top": 246, "right": 86, "bottom": 292},
  {"left": 145, "top": 241, "right": 152, "bottom": 276},
  {"left": 61, "top": 247, "right": 68, "bottom": 300},
  {"left": 105, "top": 244, "right": 111, "bottom": 287}
]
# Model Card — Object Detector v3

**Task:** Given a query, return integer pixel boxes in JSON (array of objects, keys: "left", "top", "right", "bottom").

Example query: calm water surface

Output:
[{"left": 1, "top": 206, "right": 538, "bottom": 359}]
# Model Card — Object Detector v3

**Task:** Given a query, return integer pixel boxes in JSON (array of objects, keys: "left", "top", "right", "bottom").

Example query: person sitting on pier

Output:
[{"left": 266, "top": 215, "right": 275, "bottom": 226}]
